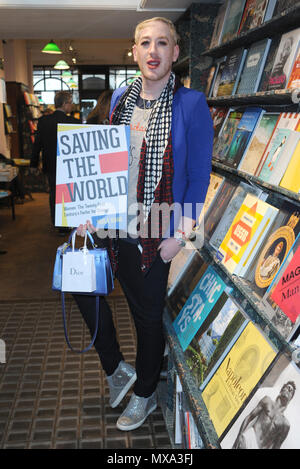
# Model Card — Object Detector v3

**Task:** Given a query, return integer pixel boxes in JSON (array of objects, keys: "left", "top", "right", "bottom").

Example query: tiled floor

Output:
[{"left": 0, "top": 193, "right": 171, "bottom": 449}]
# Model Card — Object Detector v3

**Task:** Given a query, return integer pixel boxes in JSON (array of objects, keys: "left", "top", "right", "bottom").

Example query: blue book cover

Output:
[
  {"left": 237, "top": 38, "right": 272, "bottom": 95},
  {"left": 223, "top": 107, "right": 264, "bottom": 168},
  {"left": 172, "top": 265, "right": 227, "bottom": 351}
]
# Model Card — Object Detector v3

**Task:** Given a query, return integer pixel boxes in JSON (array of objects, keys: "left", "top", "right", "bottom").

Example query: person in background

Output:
[
  {"left": 75, "top": 17, "right": 213, "bottom": 431},
  {"left": 30, "top": 91, "right": 80, "bottom": 235},
  {"left": 86, "top": 89, "right": 113, "bottom": 124}
]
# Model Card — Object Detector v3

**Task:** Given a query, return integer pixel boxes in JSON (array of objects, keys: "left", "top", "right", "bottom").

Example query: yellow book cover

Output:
[
  {"left": 279, "top": 140, "right": 300, "bottom": 193},
  {"left": 217, "top": 193, "right": 276, "bottom": 274},
  {"left": 202, "top": 322, "right": 276, "bottom": 437}
]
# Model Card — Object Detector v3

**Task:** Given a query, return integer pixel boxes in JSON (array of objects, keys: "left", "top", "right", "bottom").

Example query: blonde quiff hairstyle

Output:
[{"left": 134, "top": 17, "right": 180, "bottom": 45}]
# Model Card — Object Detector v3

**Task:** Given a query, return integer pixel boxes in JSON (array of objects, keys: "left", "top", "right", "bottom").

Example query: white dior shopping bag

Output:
[{"left": 61, "top": 233, "right": 96, "bottom": 293}]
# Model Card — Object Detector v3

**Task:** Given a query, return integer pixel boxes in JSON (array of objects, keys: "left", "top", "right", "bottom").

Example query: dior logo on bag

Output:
[{"left": 69, "top": 267, "right": 84, "bottom": 276}]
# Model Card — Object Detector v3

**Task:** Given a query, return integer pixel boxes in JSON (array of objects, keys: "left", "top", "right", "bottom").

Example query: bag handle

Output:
[
  {"left": 61, "top": 292, "right": 99, "bottom": 354},
  {"left": 68, "top": 228, "right": 97, "bottom": 249}
]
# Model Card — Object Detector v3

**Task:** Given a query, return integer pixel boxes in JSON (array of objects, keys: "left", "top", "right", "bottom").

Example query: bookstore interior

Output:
[{"left": 1, "top": 0, "right": 300, "bottom": 450}]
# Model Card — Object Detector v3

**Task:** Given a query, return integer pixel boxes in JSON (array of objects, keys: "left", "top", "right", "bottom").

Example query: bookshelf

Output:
[{"left": 162, "top": 1, "right": 300, "bottom": 450}]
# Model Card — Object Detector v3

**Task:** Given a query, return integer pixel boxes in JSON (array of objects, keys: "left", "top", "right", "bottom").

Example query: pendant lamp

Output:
[
  {"left": 54, "top": 60, "right": 70, "bottom": 70},
  {"left": 42, "top": 40, "right": 62, "bottom": 54}
]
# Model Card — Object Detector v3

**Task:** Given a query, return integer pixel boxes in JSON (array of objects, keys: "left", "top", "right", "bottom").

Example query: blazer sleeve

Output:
[{"left": 182, "top": 91, "right": 213, "bottom": 221}]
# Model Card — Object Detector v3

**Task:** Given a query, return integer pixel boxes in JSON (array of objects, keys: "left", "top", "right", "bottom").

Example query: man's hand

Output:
[
  {"left": 158, "top": 237, "right": 182, "bottom": 263},
  {"left": 77, "top": 220, "right": 97, "bottom": 237}
]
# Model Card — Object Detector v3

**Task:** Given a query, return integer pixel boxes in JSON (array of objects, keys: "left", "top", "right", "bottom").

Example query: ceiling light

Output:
[
  {"left": 54, "top": 60, "right": 70, "bottom": 70},
  {"left": 127, "top": 50, "right": 133, "bottom": 57},
  {"left": 72, "top": 57, "right": 77, "bottom": 64},
  {"left": 62, "top": 70, "right": 72, "bottom": 77},
  {"left": 42, "top": 40, "right": 62, "bottom": 54}
]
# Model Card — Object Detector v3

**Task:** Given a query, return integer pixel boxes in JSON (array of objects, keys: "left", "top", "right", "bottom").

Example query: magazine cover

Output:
[
  {"left": 213, "top": 110, "right": 244, "bottom": 161},
  {"left": 172, "top": 265, "right": 227, "bottom": 351},
  {"left": 238, "top": 112, "right": 280, "bottom": 175},
  {"left": 201, "top": 321, "right": 277, "bottom": 437},
  {"left": 55, "top": 123, "right": 130, "bottom": 229},
  {"left": 220, "top": 353, "right": 300, "bottom": 448},
  {"left": 258, "top": 129, "right": 300, "bottom": 185},
  {"left": 279, "top": 140, "right": 300, "bottom": 193},
  {"left": 184, "top": 290, "right": 249, "bottom": 388},
  {"left": 223, "top": 107, "right": 264, "bottom": 168},
  {"left": 221, "top": 0, "right": 247, "bottom": 44},
  {"left": 236, "top": 38, "right": 271, "bottom": 94},
  {"left": 204, "top": 178, "right": 238, "bottom": 243},
  {"left": 217, "top": 48, "right": 248, "bottom": 96},
  {"left": 267, "top": 27, "right": 300, "bottom": 90},
  {"left": 166, "top": 250, "right": 209, "bottom": 321},
  {"left": 262, "top": 232, "right": 300, "bottom": 340},
  {"left": 209, "top": 181, "right": 267, "bottom": 251},
  {"left": 244, "top": 199, "right": 300, "bottom": 299},
  {"left": 216, "top": 193, "right": 279, "bottom": 275}
]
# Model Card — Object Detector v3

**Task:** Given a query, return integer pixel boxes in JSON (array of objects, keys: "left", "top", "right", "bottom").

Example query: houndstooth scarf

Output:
[{"left": 111, "top": 72, "right": 176, "bottom": 222}]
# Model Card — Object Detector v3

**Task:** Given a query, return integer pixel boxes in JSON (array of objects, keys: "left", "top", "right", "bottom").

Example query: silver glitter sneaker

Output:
[
  {"left": 106, "top": 361, "right": 137, "bottom": 408},
  {"left": 116, "top": 391, "right": 157, "bottom": 431}
]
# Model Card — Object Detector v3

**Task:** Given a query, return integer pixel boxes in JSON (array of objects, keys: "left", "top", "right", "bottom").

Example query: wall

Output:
[{"left": 3, "top": 39, "right": 29, "bottom": 86}]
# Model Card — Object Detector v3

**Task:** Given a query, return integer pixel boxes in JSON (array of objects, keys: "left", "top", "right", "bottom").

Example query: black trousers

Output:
[
  {"left": 47, "top": 172, "right": 56, "bottom": 226},
  {"left": 73, "top": 239, "right": 170, "bottom": 397}
]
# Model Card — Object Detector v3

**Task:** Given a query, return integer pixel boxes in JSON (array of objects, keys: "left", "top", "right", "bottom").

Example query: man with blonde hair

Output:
[{"left": 75, "top": 17, "right": 213, "bottom": 430}]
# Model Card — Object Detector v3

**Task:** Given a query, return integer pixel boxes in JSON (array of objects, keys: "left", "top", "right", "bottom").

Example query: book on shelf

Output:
[
  {"left": 201, "top": 321, "right": 277, "bottom": 438},
  {"left": 258, "top": 34, "right": 281, "bottom": 91},
  {"left": 255, "top": 112, "right": 300, "bottom": 176},
  {"left": 236, "top": 38, "right": 272, "bottom": 94},
  {"left": 174, "top": 374, "right": 184, "bottom": 445},
  {"left": 220, "top": 353, "right": 300, "bottom": 449},
  {"left": 184, "top": 288, "right": 249, "bottom": 389},
  {"left": 210, "top": 107, "right": 231, "bottom": 143},
  {"left": 172, "top": 265, "right": 228, "bottom": 352},
  {"left": 209, "top": 181, "right": 268, "bottom": 252},
  {"left": 238, "top": 0, "right": 276, "bottom": 35},
  {"left": 183, "top": 410, "right": 204, "bottom": 449},
  {"left": 210, "top": 0, "right": 231, "bottom": 49},
  {"left": 287, "top": 49, "right": 300, "bottom": 89},
  {"left": 212, "top": 109, "right": 244, "bottom": 161},
  {"left": 195, "top": 172, "right": 225, "bottom": 231},
  {"left": 204, "top": 178, "right": 239, "bottom": 243},
  {"left": 3, "top": 103, "right": 12, "bottom": 118},
  {"left": 221, "top": 0, "right": 247, "bottom": 44},
  {"left": 258, "top": 129, "right": 300, "bottom": 186},
  {"left": 273, "top": 0, "right": 300, "bottom": 17},
  {"left": 216, "top": 48, "right": 248, "bottom": 96},
  {"left": 261, "top": 232, "right": 300, "bottom": 340},
  {"left": 209, "top": 56, "right": 227, "bottom": 98},
  {"left": 222, "top": 107, "right": 264, "bottom": 169},
  {"left": 243, "top": 199, "right": 300, "bottom": 299},
  {"left": 267, "top": 27, "right": 300, "bottom": 91},
  {"left": 279, "top": 140, "right": 300, "bottom": 193},
  {"left": 166, "top": 249, "right": 209, "bottom": 321},
  {"left": 237, "top": 112, "right": 280, "bottom": 175},
  {"left": 216, "top": 193, "right": 279, "bottom": 276},
  {"left": 167, "top": 242, "right": 197, "bottom": 295}
]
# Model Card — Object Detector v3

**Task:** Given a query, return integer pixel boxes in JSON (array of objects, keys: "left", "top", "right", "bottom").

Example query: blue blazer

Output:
[{"left": 110, "top": 85, "right": 213, "bottom": 228}]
